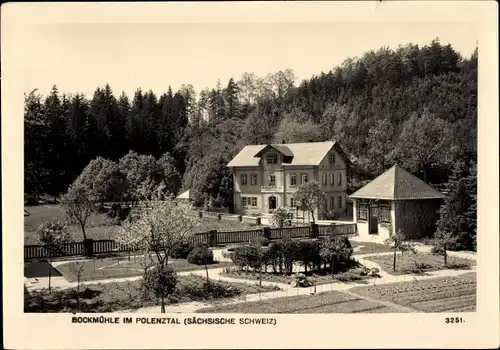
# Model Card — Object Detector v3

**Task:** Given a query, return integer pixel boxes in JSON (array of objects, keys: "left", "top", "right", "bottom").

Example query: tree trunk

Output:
[
  {"left": 48, "top": 258, "right": 52, "bottom": 294},
  {"left": 205, "top": 263, "right": 209, "bottom": 283},
  {"left": 444, "top": 243, "right": 447, "bottom": 266},
  {"left": 311, "top": 211, "right": 315, "bottom": 223},
  {"left": 259, "top": 265, "right": 262, "bottom": 287},
  {"left": 160, "top": 296, "right": 166, "bottom": 313},
  {"left": 393, "top": 250, "right": 397, "bottom": 271},
  {"left": 80, "top": 223, "right": 87, "bottom": 241},
  {"left": 331, "top": 261, "right": 335, "bottom": 278},
  {"left": 77, "top": 276, "right": 80, "bottom": 312}
]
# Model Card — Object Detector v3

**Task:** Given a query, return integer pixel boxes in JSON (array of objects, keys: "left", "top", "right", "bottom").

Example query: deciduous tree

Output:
[
  {"left": 294, "top": 181, "right": 326, "bottom": 223},
  {"left": 37, "top": 221, "right": 72, "bottom": 293}
]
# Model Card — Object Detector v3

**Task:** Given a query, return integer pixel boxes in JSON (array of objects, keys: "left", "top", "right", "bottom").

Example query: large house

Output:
[{"left": 227, "top": 141, "right": 351, "bottom": 219}]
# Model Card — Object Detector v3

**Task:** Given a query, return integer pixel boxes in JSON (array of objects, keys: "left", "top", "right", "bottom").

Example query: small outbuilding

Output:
[
  {"left": 175, "top": 189, "right": 195, "bottom": 208},
  {"left": 350, "top": 164, "right": 445, "bottom": 240}
]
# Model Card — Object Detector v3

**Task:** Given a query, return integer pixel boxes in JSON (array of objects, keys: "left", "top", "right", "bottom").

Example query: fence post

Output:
[
  {"left": 262, "top": 227, "right": 271, "bottom": 240},
  {"left": 83, "top": 239, "right": 94, "bottom": 257},
  {"left": 208, "top": 230, "right": 218, "bottom": 247},
  {"left": 310, "top": 223, "right": 319, "bottom": 238},
  {"left": 330, "top": 223, "right": 337, "bottom": 236}
]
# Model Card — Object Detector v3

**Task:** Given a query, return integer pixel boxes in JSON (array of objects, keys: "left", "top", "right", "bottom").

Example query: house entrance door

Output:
[
  {"left": 269, "top": 196, "right": 277, "bottom": 213},
  {"left": 369, "top": 204, "right": 379, "bottom": 235}
]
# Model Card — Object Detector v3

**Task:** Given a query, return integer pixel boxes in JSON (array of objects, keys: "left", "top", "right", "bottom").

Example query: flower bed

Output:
[
  {"left": 24, "top": 274, "right": 280, "bottom": 313},
  {"left": 220, "top": 263, "right": 377, "bottom": 286},
  {"left": 363, "top": 252, "right": 474, "bottom": 275}
]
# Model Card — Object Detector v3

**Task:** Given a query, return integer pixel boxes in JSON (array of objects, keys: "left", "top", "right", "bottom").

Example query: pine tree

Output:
[{"left": 436, "top": 156, "right": 476, "bottom": 251}]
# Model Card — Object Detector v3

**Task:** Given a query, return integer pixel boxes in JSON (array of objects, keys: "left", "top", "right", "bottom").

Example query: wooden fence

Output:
[{"left": 24, "top": 223, "right": 357, "bottom": 260}]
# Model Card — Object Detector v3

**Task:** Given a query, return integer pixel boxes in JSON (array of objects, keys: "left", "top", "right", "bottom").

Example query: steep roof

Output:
[
  {"left": 176, "top": 189, "right": 193, "bottom": 200},
  {"left": 227, "top": 141, "right": 350, "bottom": 167},
  {"left": 349, "top": 164, "right": 445, "bottom": 201}
]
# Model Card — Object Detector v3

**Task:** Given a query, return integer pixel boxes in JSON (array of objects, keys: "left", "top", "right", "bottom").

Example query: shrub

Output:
[
  {"left": 171, "top": 241, "right": 194, "bottom": 259},
  {"left": 251, "top": 236, "right": 270, "bottom": 247},
  {"left": 290, "top": 273, "right": 313, "bottom": 287},
  {"left": 177, "top": 278, "right": 240, "bottom": 301},
  {"left": 295, "top": 239, "right": 322, "bottom": 273},
  {"left": 272, "top": 207, "right": 289, "bottom": 228},
  {"left": 334, "top": 271, "right": 364, "bottom": 282},
  {"left": 231, "top": 245, "right": 261, "bottom": 270},
  {"left": 142, "top": 265, "right": 178, "bottom": 301},
  {"left": 187, "top": 244, "right": 214, "bottom": 265}
]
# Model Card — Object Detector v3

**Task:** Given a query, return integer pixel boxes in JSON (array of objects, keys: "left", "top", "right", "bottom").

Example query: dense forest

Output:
[{"left": 24, "top": 39, "right": 477, "bottom": 248}]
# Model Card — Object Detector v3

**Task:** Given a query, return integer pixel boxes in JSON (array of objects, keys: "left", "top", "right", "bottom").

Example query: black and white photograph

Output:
[{"left": 2, "top": 1, "right": 499, "bottom": 349}]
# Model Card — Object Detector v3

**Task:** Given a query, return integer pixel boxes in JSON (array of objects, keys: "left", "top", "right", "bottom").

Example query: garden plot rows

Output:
[
  {"left": 351, "top": 275, "right": 476, "bottom": 313},
  {"left": 197, "top": 290, "right": 400, "bottom": 314}
]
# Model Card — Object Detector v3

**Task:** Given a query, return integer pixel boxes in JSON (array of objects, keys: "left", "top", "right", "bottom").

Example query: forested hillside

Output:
[{"left": 25, "top": 38, "right": 477, "bottom": 211}]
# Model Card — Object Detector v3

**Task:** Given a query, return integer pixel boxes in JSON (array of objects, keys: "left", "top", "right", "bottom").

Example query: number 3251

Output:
[{"left": 445, "top": 317, "right": 465, "bottom": 323}]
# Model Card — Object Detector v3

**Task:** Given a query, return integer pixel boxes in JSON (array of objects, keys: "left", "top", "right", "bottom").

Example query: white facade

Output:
[{"left": 231, "top": 144, "right": 348, "bottom": 219}]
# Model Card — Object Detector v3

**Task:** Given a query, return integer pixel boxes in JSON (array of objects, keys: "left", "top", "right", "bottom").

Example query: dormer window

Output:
[
  {"left": 267, "top": 154, "right": 278, "bottom": 164},
  {"left": 329, "top": 153, "right": 336, "bottom": 165}
]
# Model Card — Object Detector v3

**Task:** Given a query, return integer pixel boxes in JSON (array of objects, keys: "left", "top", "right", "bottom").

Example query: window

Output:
[
  {"left": 357, "top": 204, "right": 368, "bottom": 221},
  {"left": 267, "top": 154, "right": 278, "bottom": 164},
  {"left": 329, "top": 153, "right": 336, "bottom": 165},
  {"left": 251, "top": 197, "right": 258, "bottom": 207},
  {"left": 337, "top": 196, "right": 342, "bottom": 209},
  {"left": 268, "top": 175, "right": 276, "bottom": 186},
  {"left": 329, "top": 173, "right": 334, "bottom": 186},
  {"left": 241, "top": 174, "right": 247, "bottom": 186},
  {"left": 250, "top": 173, "right": 258, "bottom": 186},
  {"left": 301, "top": 173, "right": 308, "bottom": 184},
  {"left": 290, "top": 197, "right": 296, "bottom": 207},
  {"left": 330, "top": 196, "right": 335, "bottom": 209},
  {"left": 322, "top": 173, "right": 327, "bottom": 185},
  {"left": 242, "top": 197, "right": 248, "bottom": 207},
  {"left": 290, "top": 173, "right": 297, "bottom": 186},
  {"left": 379, "top": 204, "right": 391, "bottom": 223},
  {"left": 337, "top": 173, "right": 342, "bottom": 186}
]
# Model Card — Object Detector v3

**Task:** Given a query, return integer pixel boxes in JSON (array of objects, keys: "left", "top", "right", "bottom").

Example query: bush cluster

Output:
[
  {"left": 171, "top": 241, "right": 194, "bottom": 259},
  {"left": 187, "top": 243, "right": 214, "bottom": 265},
  {"left": 228, "top": 236, "right": 354, "bottom": 275},
  {"left": 177, "top": 279, "right": 240, "bottom": 301}
]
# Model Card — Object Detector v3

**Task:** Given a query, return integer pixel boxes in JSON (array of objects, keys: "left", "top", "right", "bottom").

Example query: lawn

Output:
[
  {"left": 197, "top": 290, "right": 403, "bottom": 314},
  {"left": 24, "top": 205, "right": 119, "bottom": 244},
  {"left": 55, "top": 256, "right": 234, "bottom": 282},
  {"left": 24, "top": 274, "right": 280, "bottom": 313},
  {"left": 24, "top": 204, "right": 267, "bottom": 244},
  {"left": 363, "top": 252, "right": 475, "bottom": 275},
  {"left": 350, "top": 273, "right": 477, "bottom": 312}
]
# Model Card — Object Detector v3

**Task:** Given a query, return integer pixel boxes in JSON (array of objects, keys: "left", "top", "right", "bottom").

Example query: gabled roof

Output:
[
  {"left": 227, "top": 141, "right": 351, "bottom": 167},
  {"left": 176, "top": 189, "right": 193, "bottom": 200},
  {"left": 254, "top": 144, "right": 294, "bottom": 158},
  {"left": 349, "top": 164, "right": 445, "bottom": 201}
]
